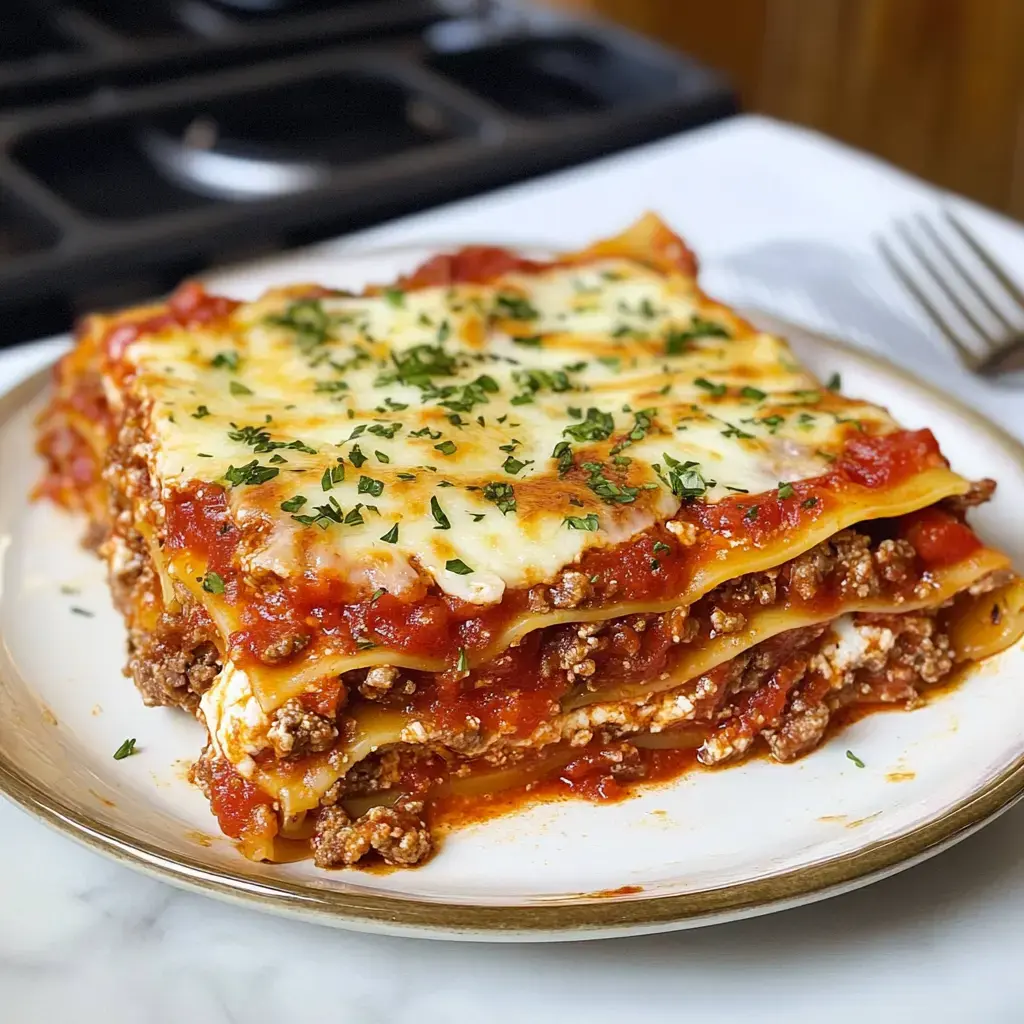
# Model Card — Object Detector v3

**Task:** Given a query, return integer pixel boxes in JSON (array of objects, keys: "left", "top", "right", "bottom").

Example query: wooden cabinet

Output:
[{"left": 547, "top": 0, "right": 1024, "bottom": 217}]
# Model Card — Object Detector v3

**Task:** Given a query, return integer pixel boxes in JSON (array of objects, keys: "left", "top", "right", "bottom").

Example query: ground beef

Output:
[
  {"left": 127, "top": 630, "right": 220, "bottom": 712},
  {"left": 709, "top": 607, "right": 746, "bottom": 636},
  {"left": 942, "top": 478, "right": 996, "bottom": 516},
  {"left": 760, "top": 611, "right": 954, "bottom": 762},
  {"left": 258, "top": 631, "right": 311, "bottom": 665},
  {"left": 716, "top": 571, "right": 778, "bottom": 607},
  {"left": 311, "top": 799, "right": 432, "bottom": 868},
  {"left": 873, "top": 538, "right": 917, "bottom": 584},
  {"left": 267, "top": 698, "right": 338, "bottom": 758},
  {"left": 763, "top": 701, "right": 831, "bottom": 762},
  {"left": 549, "top": 571, "right": 593, "bottom": 609}
]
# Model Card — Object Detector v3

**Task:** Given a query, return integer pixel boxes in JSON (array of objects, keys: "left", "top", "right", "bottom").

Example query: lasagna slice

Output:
[{"left": 36, "top": 214, "right": 1024, "bottom": 869}]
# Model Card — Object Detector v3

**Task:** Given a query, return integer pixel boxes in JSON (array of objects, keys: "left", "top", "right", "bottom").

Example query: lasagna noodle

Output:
[{"left": 223, "top": 551, "right": 1014, "bottom": 820}]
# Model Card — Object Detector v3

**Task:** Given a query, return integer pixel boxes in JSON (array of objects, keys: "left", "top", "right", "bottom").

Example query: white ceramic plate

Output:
[{"left": 2, "top": 247, "right": 1024, "bottom": 942}]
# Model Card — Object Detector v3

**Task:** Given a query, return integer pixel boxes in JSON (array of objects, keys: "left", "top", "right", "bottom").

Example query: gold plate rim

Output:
[{"left": 2, "top": 312, "right": 1024, "bottom": 940}]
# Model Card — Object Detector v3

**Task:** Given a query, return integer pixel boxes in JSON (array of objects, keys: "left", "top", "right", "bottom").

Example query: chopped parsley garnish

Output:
[
  {"left": 229, "top": 380, "right": 253, "bottom": 397},
  {"left": 430, "top": 496, "right": 451, "bottom": 530},
  {"left": 377, "top": 343, "right": 456, "bottom": 388},
  {"left": 694, "top": 377, "right": 727, "bottom": 398},
  {"left": 384, "top": 287, "right": 406, "bottom": 308},
  {"left": 321, "top": 464, "right": 345, "bottom": 491},
  {"left": 777, "top": 481, "right": 795, "bottom": 499},
  {"left": 268, "top": 298, "right": 335, "bottom": 352},
  {"left": 445, "top": 558, "right": 474, "bottom": 575},
  {"left": 370, "top": 588, "right": 387, "bottom": 603},
  {"left": 744, "top": 505, "right": 760, "bottom": 521},
  {"left": 791, "top": 389, "right": 822, "bottom": 404},
  {"left": 411, "top": 426, "right": 442, "bottom": 440},
  {"left": 740, "top": 386, "right": 767, "bottom": 401},
  {"left": 281, "top": 495, "right": 307, "bottom": 512},
  {"left": 437, "top": 374, "right": 499, "bottom": 414},
  {"left": 314, "top": 380, "right": 349, "bottom": 393},
  {"left": 198, "top": 571, "right": 225, "bottom": 595},
  {"left": 292, "top": 498, "right": 345, "bottom": 529},
  {"left": 552, "top": 440, "right": 574, "bottom": 475},
  {"left": 665, "top": 316, "right": 730, "bottom": 354},
  {"left": 348, "top": 444, "right": 367, "bottom": 468},
  {"left": 225, "top": 460, "right": 279, "bottom": 486},
  {"left": 512, "top": 367, "right": 573, "bottom": 398},
  {"left": 611, "top": 407, "right": 656, "bottom": 456},
  {"left": 564, "top": 513, "right": 599, "bottom": 531},
  {"left": 456, "top": 647, "right": 469, "bottom": 673},
  {"left": 434, "top": 440, "right": 457, "bottom": 456},
  {"left": 375, "top": 450, "right": 390, "bottom": 463},
  {"left": 583, "top": 461, "right": 639, "bottom": 505},
  {"left": 513, "top": 335, "right": 542, "bottom": 347},
  {"left": 113, "top": 738, "right": 137, "bottom": 761},
  {"left": 380, "top": 524, "right": 399, "bottom": 544},
  {"left": 494, "top": 293, "right": 539, "bottom": 320},
  {"left": 563, "top": 407, "right": 614, "bottom": 443},
  {"left": 826, "top": 372, "right": 842, "bottom": 391},
  {"left": 801, "top": 496, "right": 820, "bottom": 509},
  {"left": 70, "top": 606, "right": 94, "bottom": 617},
  {"left": 483, "top": 481, "right": 516, "bottom": 515},
  {"left": 211, "top": 351, "right": 239, "bottom": 371},
  {"left": 368, "top": 422, "right": 401, "bottom": 440},
  {"left": 846, "top": 750, "right": 865, "bottom": 769},
  {"left": 502, "top": 454, "right": 530, "bottom": 476},
  {"left": 658, "top": 453, "right": 710, "bottom": 500},
  {"left": 358, "top": 476, "right": 384, "bottom": 497},
  {"left": 344, "top": 506, "right": 365, "bottom": 527},
  {"left": 720, "top": 422, "right": 755, "bottom": 440},
  {"left": 653, "top": 541, "right": 671, "bottom": 555},
  {"left": 192, "top": 405, "right": 211, "bottom": 419}
]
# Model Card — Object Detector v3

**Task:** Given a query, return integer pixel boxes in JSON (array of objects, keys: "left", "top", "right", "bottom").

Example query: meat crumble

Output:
[{"left": 312, "top": 799, "right": 432, "bottom": 868}]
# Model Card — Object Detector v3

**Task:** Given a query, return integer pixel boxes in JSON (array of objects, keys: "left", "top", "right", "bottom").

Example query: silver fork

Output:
[{"left": 879, "top": 210, "right": 1024, "bottom": 376}]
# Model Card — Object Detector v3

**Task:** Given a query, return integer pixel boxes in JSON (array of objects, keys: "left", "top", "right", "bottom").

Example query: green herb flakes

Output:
[
  {"left": 113, "top": 738, "right": 137, "bottom": 761},
  {"left": 201, "top": 571, "right": 225, "bottom": 595}
]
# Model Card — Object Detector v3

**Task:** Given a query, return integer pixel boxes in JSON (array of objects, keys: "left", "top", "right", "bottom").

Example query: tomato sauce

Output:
[
  {"left": 164, "top": 484, "right": 240, "bottom": 582},
  {"left": 900, "top": 506, "right": 982, "bottom": 568},
  {"left": 102, "top": 281, "right": 240, "bottom": 362},
  {"left": 199, "top": 757, "right": 273, "bottom": 840},
  {"left": 399, "top": 247, "right": 555, "bottom": 290}
]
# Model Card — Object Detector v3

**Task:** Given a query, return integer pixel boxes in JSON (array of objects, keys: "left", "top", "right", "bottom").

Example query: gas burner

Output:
[
  {"left": 138, "top": 75, "right": 463, "bottom": 201},
  {"left": 0, "top": 1, "right": 734, "bottom": 345}
]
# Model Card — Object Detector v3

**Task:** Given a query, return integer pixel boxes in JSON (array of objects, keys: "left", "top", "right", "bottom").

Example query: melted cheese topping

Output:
[{"left": 128, "top": 255, "right": 903, "bottom": 602}]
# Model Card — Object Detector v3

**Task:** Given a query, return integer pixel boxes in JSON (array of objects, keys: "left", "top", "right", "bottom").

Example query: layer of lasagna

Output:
[{"left": 36, "top": 214, "right": 1024, "bottom": 868}]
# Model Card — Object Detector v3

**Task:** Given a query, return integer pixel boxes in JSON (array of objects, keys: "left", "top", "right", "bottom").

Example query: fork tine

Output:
[
  {"left": 915, "top": 214, "right": 1017, "bottom": 335},
  {"left": 944, "top": 210, "right": 1024, "bottom": 316},
  {"left": 878, "top": 236, "right": 980, "bottom": 369},
  {"left": 894, "top": 219, "right": 996, "bottom": 349}
]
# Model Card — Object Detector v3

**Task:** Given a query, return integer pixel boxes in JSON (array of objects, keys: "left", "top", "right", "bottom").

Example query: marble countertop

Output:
[{"left": 5, "top": 116, "right": 1024, "bottom": 1022}]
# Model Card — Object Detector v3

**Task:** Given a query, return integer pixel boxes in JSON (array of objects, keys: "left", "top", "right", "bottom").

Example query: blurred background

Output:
[
  {"left": 2, "top": 0, "right": 1021, "bottom": 345},
  {"left": 548, "top": 0, "right": 1024, "bottom": 217}
]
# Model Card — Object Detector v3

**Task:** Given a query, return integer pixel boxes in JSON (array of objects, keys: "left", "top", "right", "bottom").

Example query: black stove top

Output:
[{"left": 0, "top": 0, "right": 736, "bottom": 345}]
